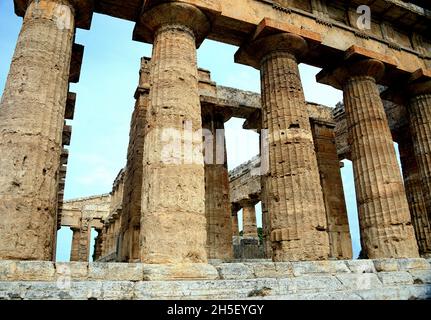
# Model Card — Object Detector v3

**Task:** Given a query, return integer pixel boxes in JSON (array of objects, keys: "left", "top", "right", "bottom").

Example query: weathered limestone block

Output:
[
  {"left": 398, "top": 131, "right": 431, "bottom": 255},
  {"left": 203, "top": 112, "right": 233, "bottom": 260},
  {"left": 327, "top": 58, "right": 418, "bottom": 258},
  {"left": 409, "top": 270, "right": 431, "bottom": 284},
  {"left": 142, "top": 264, "right": 219, "bottom": 281},
  {"left": 373, "top": 259, "right": 400, "bottom": 272},
  {"left": 345, "top": 260, "right": 377, "bottom": 273},
  {"left": 216, "top": 263, "right": 254, "bottom": 280},
  {"left": 289, "top": 276, "right": 345, "bottom": 293},
  {"left": 137, "top": 2, "right": 210, "bottom": 264},
  {"left": 336, "top": 273, "right": 383, "bottom": 291},
  {"left": 0, "top": 261, "right": 55, "bottom": 281},
  {"left": 312, "top": 122, "right": 352, "bottom": 260},
  {"left": 245, "top": 261, "right": 294, "bottom": 278},
  {"left": 377, "top": 272, "right": 414, "bottom": 286},
  {"left": 236, "top": 33, "right": 329, "bottom": 262},
  {"left": 291, "top": 260, "right": 351, "bottom": 276},
  {"left": 88, "top": 263, "right": 144, "bottom": 281},
  {"left": 397, "top": 258, "right": 430, "bottom": 271},
  {"left": 0, "top": 0, "right": 76, "bottom": 260},
  {"left": 55, "top": 262, "right": 88, "bottom": 279}
]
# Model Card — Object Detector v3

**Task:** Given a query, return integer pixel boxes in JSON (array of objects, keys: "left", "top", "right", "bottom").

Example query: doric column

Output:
[
  {"left": 106, "top": 222, "right": 113, "bottom": 254},
  {"left": 329, "top": 59, "right": 418, "bottom": 258},
  {"left": 236, "top": 33, "right": 330, "bottom": 261},
  {"left": 203, "top": 111, "right": 233, "bottom": 260},
  {"left": 0, "top": 0, "right": 76, "bottom": 261},
  {"left": 100, "top": 224, "right": 108, "bottom": 258},
  {"left": 77, "top": 217, "right": 90, "bottom": 262},
  {"left": 70, "top": 228, "right": 80, "bottom": 262},
  {"left": 398, "top": 130, "right": 431, "bottom": 256},
  {"left": 240, "top": 200, "right": 259, "bottom": 241},
  {"left": 312, "top": 122, "right": 353, "bottom": 260},
  {"left": 135, "top": 2, "right": 210, "bottom": 264},
  {"left": 231, "top": 205, "right": 240, "bottom": 246},
  {"left": 407, "top": 71, "right": 431, "bottom": 224},
  {"left": 119, "top": 57, "right": 151, "bottom": 263},
  {"left": 93, "top": 229, "right": 103, "bottom": 262}
]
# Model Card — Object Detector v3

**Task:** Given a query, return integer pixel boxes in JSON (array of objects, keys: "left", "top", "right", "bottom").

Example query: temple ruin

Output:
[{"left": 0, "top": 0, "right": 430, "bottom": 300}]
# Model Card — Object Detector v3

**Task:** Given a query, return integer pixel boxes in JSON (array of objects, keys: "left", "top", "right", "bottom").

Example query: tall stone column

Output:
[
  {"left": 407, "top": 74, "right": 431, "bottom": 223},
  {"left": 0, "top": 0, "right": 76, "bottom": 260},
  {"left": 77, "top": 217, "right": 90, "bottom": 262},
  {"left": 312, "top": 122, "right": 353, "bottom": 260},
  {"left": 135, "top": 3, "right": 210, "bottom": 264},
  {"left": 236, "top": 33, "right": 330, "bottom": 261},
  {"left": 100, "top": 225, "right": 107, "bottom": 258},
  {"left": 231, "top": 205, "right": 240, "bottom": 246},
  {"left": 203, "top": 112, "right": 233, "bottom": 260},
  {"left": 398, "top": 131, "right": 431, "bottom": 256},
  {"left": 120, "top": 58, "right": 151, "bottom": 263},
  {"left": 93, "top": 230, "right": 103, "bottom": 262},
  {"left": 240, "top": 200, "right": 259, "bottom": 241},
  {"left": 335, "top": 59, "right": 418, "bottom": 258},
  {"left": 70, "top": 228, "right": 80, "bottom": 262}
]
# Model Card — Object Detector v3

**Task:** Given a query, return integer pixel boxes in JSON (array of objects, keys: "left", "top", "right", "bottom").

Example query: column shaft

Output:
[
  {"left": 261, "top": 51, "right": 329, "bottom": 261},
  {"left": 399, "top": 134, "right": 431, "bottom": 255},
  {"left": 312, "top": 122, "right": 353, "bottom": 259},
  {"left": 242, "top": 202, "right": 258, "bottom": 239},
  {"left": 70, "top": 228, "right": 80, "bottom": 262},
  {"left": 409, "top": 93, "right": 431, "bottom": 223},
  {"left": 141, "top": 24, "right": 207, "bottom": 263},
  {"left": 120, "top": 59, "right": 150, "bottom": 262},
  {"left": 0, "top": 0, "right": 75, "bottom": 260},
  {"left": 203, "top": 115, "right": 233, "bottom": 260},
  {"left": 343, "top": 74, "right": 418, "bottom": 258},
  {"left": 77, "top": 219, "right": 90, "bottom": 262}
]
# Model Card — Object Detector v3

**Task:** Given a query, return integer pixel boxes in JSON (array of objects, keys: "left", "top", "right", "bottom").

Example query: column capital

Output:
[
  {"left": 239, "top": 199, "right": 258, "bottom": 208},
  {"left": 408, "top": 69, "right": 431, "bottom": 96},
  {"left": 14, "top": 0, "right": 94, "bottom": 30},
  {"left": 235, "top": 33, "right": 308, "bottom": 70},
  {"left": 381, "top": 69, "right": 431, "bottom": 105},
  {"left": 231, "top": 203, "right": 241, "bottom": 215},
  {"left": 133, "top": 2, "right": 211, "bottom": 47},
  {"left": 317, "top": 45, "right": 397, "bottom": 90},
  {"left": 201, "top": 108, "right": 230, "bottom": 125},
  {"left": 235, "top": 18, "right": 321, "bottom": 70}
]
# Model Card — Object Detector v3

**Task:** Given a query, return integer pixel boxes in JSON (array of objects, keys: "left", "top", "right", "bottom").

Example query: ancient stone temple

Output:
[{"left": 0, "top": 0, "right": 430, "bottom": 300}]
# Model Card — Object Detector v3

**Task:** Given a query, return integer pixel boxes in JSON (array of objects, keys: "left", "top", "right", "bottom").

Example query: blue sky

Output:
[{"left": 0, "top": 1, "right": 364, "bottom": 261}]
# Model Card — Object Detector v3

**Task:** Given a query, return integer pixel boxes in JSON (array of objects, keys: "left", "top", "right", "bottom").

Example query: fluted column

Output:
[
  {"left": 101, "top": 224, "right": 108, "bottom": 258},
  {"left": 312, "top": 122, "right": 353, "bottom": 260},
  {"left": 120, "top": 58, "right": 151, "bottom": 263},
  {"left": 93, "top": 229, "right": 103, "bottom": 262},
  {"left": 408, "top": 76, "right": 431, "bottom": 224},
  {"left": 137, "top": 3, "right": 210, "bottom": 264},
  {"left": 339, "top": 59, "right": 418, "bottom": 258},
  {"left": 203, "top": 112, "right": 233, "bottom": 260},
  {"left": 0, "top": 0, "right": 76, "bottom": 260},
  {"left": 399, "top": 132, "right": 431, "bottom": 256},
  {"left": 237, "top": 33, "right": 330, "bottom": 261},
  {"left": 240, "top": 200, "right": 259, "bottom": 240},
  {"left": 70, "top": 228, "right": 80, "bottom": 262},
  {"left": 77, "top": 217, "right": 90, "bottom": 262}
]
